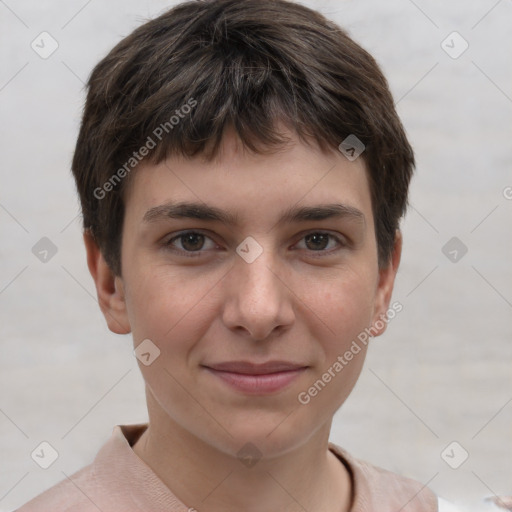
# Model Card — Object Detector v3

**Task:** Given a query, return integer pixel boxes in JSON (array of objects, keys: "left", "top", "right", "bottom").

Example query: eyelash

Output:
[{"left": 162, "top": 230, "right": 346, "bottom": 258}]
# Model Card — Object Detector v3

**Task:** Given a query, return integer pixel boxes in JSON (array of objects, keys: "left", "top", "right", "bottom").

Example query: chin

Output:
[{"left": 204, "top": 413, "right": 317, "bottom": 459}]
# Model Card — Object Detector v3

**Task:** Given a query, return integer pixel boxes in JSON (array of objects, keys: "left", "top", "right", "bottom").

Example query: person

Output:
[{"left": 15, "top": 0, "right": 454, "bottom": 510}]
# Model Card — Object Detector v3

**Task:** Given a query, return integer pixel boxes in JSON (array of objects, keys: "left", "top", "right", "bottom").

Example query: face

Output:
[{"left": 89, "top": 126, "right": 401, "bottom": 459}]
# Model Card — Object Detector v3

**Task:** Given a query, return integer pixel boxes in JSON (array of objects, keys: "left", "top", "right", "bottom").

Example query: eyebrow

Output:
[{"left": 142, "top": 201, "right": 366, "bottom": 227}]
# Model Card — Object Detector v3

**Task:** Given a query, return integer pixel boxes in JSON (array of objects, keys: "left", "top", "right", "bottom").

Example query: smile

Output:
[{"left": 203, "top": 365, "right": 308, "bottom": 394}]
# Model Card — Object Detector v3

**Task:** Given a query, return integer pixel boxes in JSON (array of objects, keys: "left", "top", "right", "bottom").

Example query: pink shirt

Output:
[{"left": 16, "top": 423, "right": 438, "bottom": 511}]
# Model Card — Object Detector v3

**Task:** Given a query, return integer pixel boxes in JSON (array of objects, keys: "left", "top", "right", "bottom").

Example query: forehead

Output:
[{"left": 123, "top": 127, "right": 373, "bottom": 229}]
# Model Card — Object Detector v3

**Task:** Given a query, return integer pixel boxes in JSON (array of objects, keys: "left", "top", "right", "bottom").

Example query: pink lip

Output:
[{"left": 203, "top": 361, "right": 308, "bottom": 394}]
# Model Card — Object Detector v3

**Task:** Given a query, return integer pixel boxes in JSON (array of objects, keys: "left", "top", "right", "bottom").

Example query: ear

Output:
[
  {"left": 83, "top": 230, "right": 131, "bottom": 335},
  {"left": 369, "top": 230, "right": 402, "bottom": 337}
]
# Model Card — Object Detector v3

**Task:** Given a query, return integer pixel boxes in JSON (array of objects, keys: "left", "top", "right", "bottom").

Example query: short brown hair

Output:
[{"left": 72, "top": 0, "right": 415, "bottom": 276}]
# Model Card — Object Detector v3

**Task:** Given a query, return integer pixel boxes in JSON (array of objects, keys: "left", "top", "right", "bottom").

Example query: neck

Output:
[{"left": 132, "top": 389, "right": 352, "bottom": 512}]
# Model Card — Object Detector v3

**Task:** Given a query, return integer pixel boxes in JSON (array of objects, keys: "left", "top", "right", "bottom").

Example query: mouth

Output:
[{"left": 202, "top": 361, "right": 308, "bottom": 394}]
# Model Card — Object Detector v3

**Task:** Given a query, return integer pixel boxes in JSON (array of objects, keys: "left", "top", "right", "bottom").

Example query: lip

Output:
[
  {"left": 203, "top": 361, "right": 308, "bottom": 395},
  {"left": 205, "top": 360, "right": 306, "bottom": 374}
]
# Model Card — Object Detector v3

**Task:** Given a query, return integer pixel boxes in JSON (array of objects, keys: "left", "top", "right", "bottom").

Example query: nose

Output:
[{"left": 221, "top": 241, "right": 295, "bottom": 341}]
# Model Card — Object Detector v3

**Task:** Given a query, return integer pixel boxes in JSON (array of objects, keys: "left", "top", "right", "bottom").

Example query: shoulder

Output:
[
  {"left": 328, "top": 442, "right": 438, "bottom": 511},
  {"left": 14, "top": 463, "right": 99, "bottom": 512},
  {"left": 13, "top": 423, "right": 177, "bottom": 512}
]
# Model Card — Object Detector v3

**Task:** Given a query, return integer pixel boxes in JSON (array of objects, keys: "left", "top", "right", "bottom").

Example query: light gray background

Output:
[{"left": 1, "top": 1, "right": 511, "bottom": 511}]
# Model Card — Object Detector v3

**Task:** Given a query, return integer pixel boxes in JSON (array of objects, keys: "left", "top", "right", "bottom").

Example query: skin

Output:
[{"left": 84, "top": 125, "right": 402, "bottom": 512}]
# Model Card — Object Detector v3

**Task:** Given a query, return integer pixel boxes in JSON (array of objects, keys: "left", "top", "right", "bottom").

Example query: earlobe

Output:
[
  {"left": 370, "top": 230, "right": 403, "bottom": 338},
  {"left": 83, "top": 230, "right": 131, "bottom": 335}
]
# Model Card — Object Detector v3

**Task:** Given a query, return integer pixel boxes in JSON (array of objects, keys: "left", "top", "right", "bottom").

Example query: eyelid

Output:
[
  {"left": 162, "top": 229, "right": 220, "bottom": 256},
  {"left": 162, "top": 229, "right": 348, "bottom": 257},
  {"left": 292, "top": 230, "right": 348, "bottom": 256}
]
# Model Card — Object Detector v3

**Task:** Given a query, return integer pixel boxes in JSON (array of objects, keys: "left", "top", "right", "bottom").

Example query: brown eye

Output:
[
  {"left": 164, "top": 230, "right": 218, "bottom": 257},
  {"left": 304, "top": 233, "right": 330, "bottom": 251},
  {"left": 295, "top": 232, "right": 345, "bottom": 255},
  {"left": 179, "top": 232, "right": 205, "bottom": 251}
]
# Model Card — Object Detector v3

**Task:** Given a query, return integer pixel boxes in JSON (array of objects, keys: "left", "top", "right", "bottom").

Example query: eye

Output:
[
  {"left": 294, "top": 232, "right": 345, "bottom": 255},
  {"left": 162, "top": 230, "right": 346, "bottom": 258},
  {"left": 163, "top": 230, "right": 218, "bottom": 257}
]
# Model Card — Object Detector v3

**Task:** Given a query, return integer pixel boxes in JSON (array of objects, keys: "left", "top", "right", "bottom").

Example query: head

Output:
[{"left": 76, "top": 0, "right": 414, "bottom": 458}]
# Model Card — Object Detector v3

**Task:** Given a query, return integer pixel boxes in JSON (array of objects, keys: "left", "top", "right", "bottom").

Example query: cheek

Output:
[
  {"left": 296, "top": 270, "right": 375, "bottom": 405},
  {"left": 309, "top": 268, "right": 376, "bottom": 346},
  {"left": 125, "top": 268, "right": 217, "bottom": 411},
  {"left": 125, "top": 265, "right": 220, "bottom": 350}
]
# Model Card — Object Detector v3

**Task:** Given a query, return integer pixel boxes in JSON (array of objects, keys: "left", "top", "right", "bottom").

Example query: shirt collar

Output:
[{"left": 95, "top": 423, "right": 436, "bottom": 512}]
